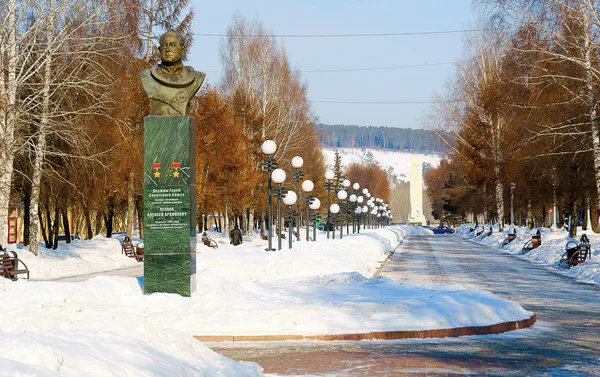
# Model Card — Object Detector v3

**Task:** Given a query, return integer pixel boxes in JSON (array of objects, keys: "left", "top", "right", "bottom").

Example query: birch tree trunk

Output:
[
  {"left": 0, "top": 0, "right": 18, "bottom": 245},
  {"left": 586, "top": 197, "right": 593, "bottom": 231},
  {"left": 29, "top": 0, "right": 55, "bottom": 256},
  {"left": 581, "top": 9, "right": 600, "bottom": 231},
  {"left": 527, "top": 199, "right": 533, "bottom": 229},
  {"left": 495, "top": 178, "right": 504, "bottom": 231}
]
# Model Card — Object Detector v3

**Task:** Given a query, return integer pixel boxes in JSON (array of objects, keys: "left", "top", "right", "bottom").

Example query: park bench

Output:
[
  {"left": 0, "top": 251, "right": 30, "bottom": 280},
  {"left": 522, "top": 229, "right": 542, "bottom": 254},
  {"left": 134, "top": 244, "right": 144, "bottom": 262},
  {"left": 501, "top": 229, "right": 517, "bottom": 248},
  {"left": 559, "top": 234, "right": 591, "bottom": 268},
  {"left": 201, "top": 233, "right": 218, "bottom": 249},
  {"left": 122, "top": 241, "right": 136, "bottom": 258}
]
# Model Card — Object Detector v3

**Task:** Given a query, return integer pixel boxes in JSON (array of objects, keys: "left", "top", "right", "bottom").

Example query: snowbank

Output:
[
  {"left": 458, "top": 224, "right": 600, "bottom": 285},
  {"left": 1, "top": 225, "right": 533, "bottom": 376}
]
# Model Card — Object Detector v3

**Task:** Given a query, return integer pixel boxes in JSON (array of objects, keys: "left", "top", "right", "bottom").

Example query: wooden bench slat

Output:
[{"left": 1, "top": 253, "right": 30, "bottom": 279}]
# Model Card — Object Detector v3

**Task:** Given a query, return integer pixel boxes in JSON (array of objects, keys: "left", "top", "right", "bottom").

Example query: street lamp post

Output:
[
  {"left": 291, "top": 156, "right": 304, "bottom": 241},
  {"left": 283, "top": 190, "right": 298, "bottom": 249},
  {"left": 349, "top": 194, "right": 357, "bottom": 233},
  {"left": 301, "top": 179, "right": 314, "bottom": 241},
  {"left": 510, "top": 182, "right": 516, "bottom": 226},
  {"left": 330, "top": 204, "right": 340, "bottom": 239},
  {"left": 261, "top": 140, "right": 277, "bottom": 251},
  {"left": 343, "top": 179, "right": 351, "bottom": 234},
  {"left": 367, "top": 199, "right": 373, "bottom": 229},
  {"left": 371, "top": 208, "right": 377, "bottom": 228},
  {"left": 354, "top": 206, "right": 362, "bottom": 233},
  {"left": 324, "top": 170, "right": 335, "bottom": 239},
  {"left": 271, "top": 168, "right": 286, "bottom": 251},
  {"left": 309, "top": 198, "right": 321, "bottom": 241},
  {"left": 356, "top": 195, "right": 364, "bottom": 233},
  {"left": 361, "top": 189, "right": 369, "bottom": 229},
  {"left": 337, "top": 189, "right": 348, "bottom": 239}
]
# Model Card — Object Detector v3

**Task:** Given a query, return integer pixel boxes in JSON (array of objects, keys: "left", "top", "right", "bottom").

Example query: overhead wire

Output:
[
  {"left": 193, "top": 29, "right": 491, "bottom": 38},
  {"left": 310, "top": 100, "right": 444, "bottom": 105},
  {"left": 308, "top": 98, "right": 463, "bottom": 105},
  {"left": 203, "top": 61, "right": 456, "bottom": 74},
  {"left": 197, "top": 28, "right": 470, "bottom": 109}
]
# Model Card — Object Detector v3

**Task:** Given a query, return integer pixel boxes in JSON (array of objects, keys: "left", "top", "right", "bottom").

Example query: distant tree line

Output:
[{"left": 315, "top": 124, "right": 446, "bottom": 154}]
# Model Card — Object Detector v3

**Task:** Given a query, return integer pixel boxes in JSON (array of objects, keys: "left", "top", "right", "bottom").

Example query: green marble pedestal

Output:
[{"left": 143, "top": 116, "right": 196, "bottom": 296}]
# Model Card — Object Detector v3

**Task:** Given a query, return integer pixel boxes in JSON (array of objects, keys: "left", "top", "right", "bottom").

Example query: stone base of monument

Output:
[{"left": 143, "top": 116, "right": 196, "bottom": 297}]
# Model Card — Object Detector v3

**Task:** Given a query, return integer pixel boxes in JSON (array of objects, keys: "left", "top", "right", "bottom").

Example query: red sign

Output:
[{"left": 548, "top": 208, "right": 553, "bottom": 213}]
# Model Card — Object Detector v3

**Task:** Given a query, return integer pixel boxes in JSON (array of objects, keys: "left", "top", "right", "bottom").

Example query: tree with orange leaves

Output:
[
  {"left": 191, "top": 86, "right": 260, "bottom": 231},
  {"left": 344, "top": 163, "right": 391, "bottom": 203}
]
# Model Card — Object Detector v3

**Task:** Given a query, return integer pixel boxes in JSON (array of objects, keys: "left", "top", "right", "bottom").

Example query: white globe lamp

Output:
[
  {"left": 261, "top": 140, "right": 276, "bottom": 155},
  {"left": 283, "top": 191, "right": 297, "bottom": 206},
  {"left": 272, "top": 169, "right": 286, "bottom": 184},
  {"left": 292, "top": 156, "right": 304, "bottom": 168},
  {"left": 309, "top": 198, "right": 321, "bottom": 210},
  {"left": 301, "top": 180, "right": 314, "bottom": 192}
]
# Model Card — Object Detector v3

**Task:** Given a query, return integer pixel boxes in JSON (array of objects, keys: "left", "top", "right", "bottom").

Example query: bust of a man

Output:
[{"left": 139, "top": 31, "right": 205, "bottom": 116}]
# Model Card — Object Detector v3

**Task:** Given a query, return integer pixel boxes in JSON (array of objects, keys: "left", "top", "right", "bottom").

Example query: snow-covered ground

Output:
[
  {"left": 457, "top": 224, "right": 600, "bottom": 285},
  {"left": 1, "top": 225, "right": 532, "bottom": 376},
  {"left": 322, "top": 147, "right": 441, "bottom": 182}
]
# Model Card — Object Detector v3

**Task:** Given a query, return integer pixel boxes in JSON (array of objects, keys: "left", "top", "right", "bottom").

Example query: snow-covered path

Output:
[
  {"left": 213, "top": 235, "right": 600, "bottom": 376},
  {"left": 45, "top": 264, "right": 143, "bottom": 282}
]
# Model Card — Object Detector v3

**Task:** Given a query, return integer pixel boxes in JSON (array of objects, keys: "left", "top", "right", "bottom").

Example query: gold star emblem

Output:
[
  {"left": 173, "top": 171, "right": 180, "bottom": 178},
  {"left": 154, "top": 171, "right": 161, "bottom": 178}
]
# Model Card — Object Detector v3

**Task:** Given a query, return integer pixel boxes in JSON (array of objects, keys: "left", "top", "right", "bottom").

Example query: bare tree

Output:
[
  {"left": 480, "top": 0, "right": 600, "bottom": 229},
  {"left": 435, "top": 29, "right": 518, "bottom": 230},
  {"left": 18, "top": 0, "right": 118, "bottom": 255},
  {"left": 220, "top": 14, "right": 316, "bottom": 160},
  {"left": 0, "top": 0, "right": 32, "bottom": 244}
]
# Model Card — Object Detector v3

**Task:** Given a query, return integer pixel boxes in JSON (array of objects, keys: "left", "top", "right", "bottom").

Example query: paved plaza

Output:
[{"left": 210, "top": 235, "right": 600, "bottom": 376}]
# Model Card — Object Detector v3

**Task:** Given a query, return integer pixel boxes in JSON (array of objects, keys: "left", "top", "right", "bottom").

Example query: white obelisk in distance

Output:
[{"left": 409, "top": 156, "right": 427, "bottom": 224}]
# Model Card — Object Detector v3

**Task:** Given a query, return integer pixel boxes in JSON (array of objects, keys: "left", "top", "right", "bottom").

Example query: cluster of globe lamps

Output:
[{"left": 262, "top": 140, "right": 392, "bottom": 251}]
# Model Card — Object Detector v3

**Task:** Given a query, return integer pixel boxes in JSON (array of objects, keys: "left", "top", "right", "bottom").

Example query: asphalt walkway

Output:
[{"left": 210, "top": 235, "right": 600, "bottom": 376}]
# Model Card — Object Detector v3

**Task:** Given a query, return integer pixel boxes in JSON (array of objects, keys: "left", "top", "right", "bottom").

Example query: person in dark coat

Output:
[{"left": 230, "top": 225, "right": 243, "bottom": 246}]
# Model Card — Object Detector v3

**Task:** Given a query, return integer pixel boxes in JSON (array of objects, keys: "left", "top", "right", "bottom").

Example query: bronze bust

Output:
[{"left": 139, "top": 31, "right": 205, "bottom": 116}]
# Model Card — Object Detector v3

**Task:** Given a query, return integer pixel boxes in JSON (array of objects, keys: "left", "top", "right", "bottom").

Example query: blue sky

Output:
[{"left": 188, "top": 1, "right": 477, "bottom": 128}]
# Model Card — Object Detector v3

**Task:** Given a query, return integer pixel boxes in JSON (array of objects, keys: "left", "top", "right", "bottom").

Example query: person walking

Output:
[{"left": 230, "top": 225, "right": 243, "bottom": 246}]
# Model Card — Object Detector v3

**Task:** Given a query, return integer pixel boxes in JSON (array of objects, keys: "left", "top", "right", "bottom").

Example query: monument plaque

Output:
[{"left": 139, "top": 31, "right": 204, "bottom": 296}]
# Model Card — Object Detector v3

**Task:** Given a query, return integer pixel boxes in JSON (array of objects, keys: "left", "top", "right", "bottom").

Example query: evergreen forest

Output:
[{"left": 316, "top": 124, "right": 446, "bottom": 154}]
